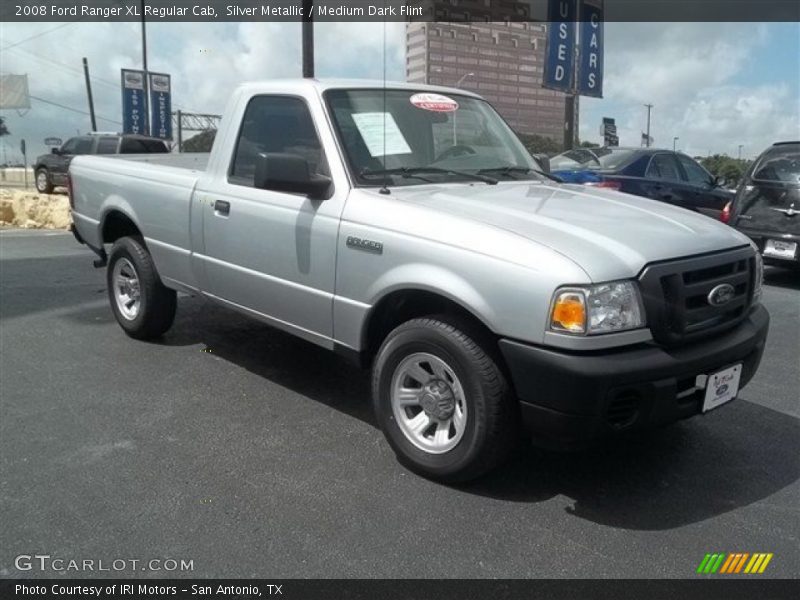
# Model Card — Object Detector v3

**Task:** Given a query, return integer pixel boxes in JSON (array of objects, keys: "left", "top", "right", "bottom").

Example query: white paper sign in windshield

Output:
[{"left": 351, "top": 112, "right": 412, "bottom": 157}]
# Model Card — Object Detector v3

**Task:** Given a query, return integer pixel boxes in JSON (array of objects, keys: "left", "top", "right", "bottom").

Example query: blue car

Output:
[{"left": 549, "top": 147, "right": 734, "bottom": 219}]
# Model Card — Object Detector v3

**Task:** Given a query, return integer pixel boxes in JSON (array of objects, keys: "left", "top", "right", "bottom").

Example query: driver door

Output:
[{"left": 196, "top": 94, "right": 346, "bottom": 348}]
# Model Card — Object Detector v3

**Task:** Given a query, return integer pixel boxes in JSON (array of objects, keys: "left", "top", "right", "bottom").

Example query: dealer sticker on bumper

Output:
[{"left": 703, "top": 364, "right": 742, "bottom": 413}]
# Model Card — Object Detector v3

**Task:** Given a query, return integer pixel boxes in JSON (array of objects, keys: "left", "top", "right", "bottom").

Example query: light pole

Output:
[
  {"left": 643, "top": 104, "right": 653, "bottom": 147},
  {"left": 455, "top": 72, "right": 474, "bottom": 88},
  {"left": 673, "top": 137, "right": 679, "bottom": 152},
  {"left": 453, "top": 73, "right": 473, "bottom": 144}
]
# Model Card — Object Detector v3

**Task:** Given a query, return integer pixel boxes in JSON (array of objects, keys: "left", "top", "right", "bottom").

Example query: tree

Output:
[
  {"left": 182, "top": 129, "right": 216, "bottom": 152},
  {"left": 578, "top": 140, "right": 600, "bottom": 148},
  {"left": 0, "top": 117, "right": 9, "bottom": 137},
  {"left": 515, "top": 133, "right": 562, "bottom": 156},
  {"left": 699, "top": 154, "right": 750, "bottom": 187}
]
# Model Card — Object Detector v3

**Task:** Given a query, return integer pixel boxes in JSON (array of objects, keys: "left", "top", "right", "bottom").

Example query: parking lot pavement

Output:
[{"left": 1, "top": 229, "right": 798, "bottom": 579}]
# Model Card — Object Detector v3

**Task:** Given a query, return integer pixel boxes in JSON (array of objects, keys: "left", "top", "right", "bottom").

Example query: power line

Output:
[
  {"left": 0, "top": 22, "right": 77, "bottom": 52},
  {"left": 28, "top": 94, "right": 122, "bottom": 125}
]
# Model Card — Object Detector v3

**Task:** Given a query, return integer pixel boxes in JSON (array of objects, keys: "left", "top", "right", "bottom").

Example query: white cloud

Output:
[{"left": 579, "top": 22, "right": 798, "bottom": 158}]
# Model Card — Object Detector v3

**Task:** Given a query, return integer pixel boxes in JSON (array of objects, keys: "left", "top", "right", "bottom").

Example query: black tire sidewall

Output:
[
  {"left": 374, "top": 321, "right": 495, "bottom": 479},
  {"left": 35, "top": 169, "right": 50, "bottom": 193},
  {"left": 106, "top": 238, "right": 150, "bottom": 334}
]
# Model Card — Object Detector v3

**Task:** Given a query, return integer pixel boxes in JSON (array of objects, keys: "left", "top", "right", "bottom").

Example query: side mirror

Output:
[
  {"left": 254, "top": 153, "right": 332, "bottom": 199},
  {"left": 51, "top": 148, "right": 61, "bottom": 155},
  {"left": 713, "top": 175, "right": 727, "bottom": 188},
  {"left": 532, "top": 153, "right": 551, "bottom": 173}
]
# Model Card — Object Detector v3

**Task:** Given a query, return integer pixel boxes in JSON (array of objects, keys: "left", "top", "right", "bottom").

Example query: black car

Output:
[
  {"left": 34, "top": 133, "right": 170, "bottom": 194},
  {"left": 549, "top": 147, "right": 734, "bottom": 218},
  {"left": 726, "top": 141, "right": 800, "bottom": 268}
]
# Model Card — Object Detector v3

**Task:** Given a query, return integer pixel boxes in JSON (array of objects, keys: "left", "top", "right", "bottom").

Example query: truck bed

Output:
[{"left": 70, "top": 152, "right": 209, "bottom": 291}]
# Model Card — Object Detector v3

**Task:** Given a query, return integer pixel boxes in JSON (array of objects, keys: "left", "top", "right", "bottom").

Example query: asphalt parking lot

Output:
[{"left": 1, "top": 229, "right": 798, "bottom": 579}]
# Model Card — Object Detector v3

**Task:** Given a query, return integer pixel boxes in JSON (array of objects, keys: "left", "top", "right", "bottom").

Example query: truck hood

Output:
[{"left": 387, "top": 181, "right": 752, "bottom": 282}]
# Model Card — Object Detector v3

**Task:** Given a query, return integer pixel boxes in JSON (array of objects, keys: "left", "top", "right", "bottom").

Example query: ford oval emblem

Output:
[
  {"left": 716, "top": 384, "right": 729, "bottom": 396},
  {"left": 707, "top": 283, "right": 735, "bottom": 307}
]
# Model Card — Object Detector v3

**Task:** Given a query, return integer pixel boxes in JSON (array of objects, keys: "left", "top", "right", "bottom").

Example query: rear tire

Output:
[
  {"left": 372, "top": 316, "right": 519, "bottom": 483},
  {"left": 107, "top": 236, "right": 176, "bottom": 339},
  {"left": 35, "top": 168, "right": 53, "bottom": 194}
]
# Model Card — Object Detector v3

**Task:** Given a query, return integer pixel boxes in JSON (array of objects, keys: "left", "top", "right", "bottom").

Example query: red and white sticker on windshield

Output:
[{"left": 410, "top": 93, "right": 459, "bottom": 112}]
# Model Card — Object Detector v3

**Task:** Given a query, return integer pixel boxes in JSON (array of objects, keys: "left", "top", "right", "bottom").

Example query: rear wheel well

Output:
[
  {"left": 102, "top": 211, "right": 141, "bottom": 244},
  {"left": 363, "top": 289, "right": 499, "bottom": 367}
]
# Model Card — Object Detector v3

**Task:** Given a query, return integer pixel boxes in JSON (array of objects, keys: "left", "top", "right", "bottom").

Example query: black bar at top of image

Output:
[
  {"left": 1, "top": 0, "right": 799, "bottom": 22},
  {"left": 2, "top": 579, "right": 800, "bottom": 600}
]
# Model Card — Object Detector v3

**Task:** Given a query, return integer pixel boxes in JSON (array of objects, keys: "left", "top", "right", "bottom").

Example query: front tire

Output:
[
  {"left": 35, "top": 168, "right": 53, "bottom": 194},
  {"left": 107, "top": 236, "right": 177, "bottom": 339},
  {"left": 372, "top": 317, "right": 518, "bottom": 483}
]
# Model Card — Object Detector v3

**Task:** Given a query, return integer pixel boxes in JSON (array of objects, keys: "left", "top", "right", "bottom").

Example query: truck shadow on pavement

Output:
[
  {"left": 470, "top": 402, "right": 800, "bottom": 530},
  {"left": 65, "top": 293, "right": 800, "bottom": 531},
  {"left": 764, "top": 266, "right": 800, "bottom": 290}
]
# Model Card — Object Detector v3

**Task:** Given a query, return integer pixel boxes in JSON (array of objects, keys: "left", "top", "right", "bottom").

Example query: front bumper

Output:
[{"left": 499, "top": 304, "right": 769, "bottom": 449}]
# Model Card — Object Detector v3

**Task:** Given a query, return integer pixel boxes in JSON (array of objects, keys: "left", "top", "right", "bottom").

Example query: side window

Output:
[
  {"left": 60, "top": 138, "right": 79, "bottom": 154},
  {"left": 647, "top": 154, "right": 681, "bottom": 181},
  {"left": 677, "top": 154, "right": 712, "bottom": 185},
  {"left": 229, "top": 95, "right": 329, "bottom": 187},
  {"left": 96, "top": 137, "right": 119, "bottom": 154},
  {"left": 73, "top": 137, "right": 93, "bottom": 155}
]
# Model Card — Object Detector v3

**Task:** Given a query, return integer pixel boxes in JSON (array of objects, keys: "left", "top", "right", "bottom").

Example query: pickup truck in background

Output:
[
  {"left": 34, "top": 133, "right": 169, "bottom": 194},
  {"left": 69, "top": 80, "right": 769, "bottom": 482}
]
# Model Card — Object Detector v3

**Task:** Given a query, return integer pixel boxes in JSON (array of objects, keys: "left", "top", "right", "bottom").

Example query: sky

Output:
[{"left": 0, "top": 20, "right": 798, "bottom": 162}]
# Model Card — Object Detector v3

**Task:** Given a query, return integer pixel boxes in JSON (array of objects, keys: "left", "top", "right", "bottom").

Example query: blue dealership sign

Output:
[
  {"left": 578, "top": 0, "right": 604, "bottom": 98},
  {"left": 543, "top": 0, "right": 578, "bottom": 93},
  {"left": 149, "top": 72, "right": 172, "bottom": 140},
  {"left": 121, "top": 69, "right": 145, "bottom": 135}
]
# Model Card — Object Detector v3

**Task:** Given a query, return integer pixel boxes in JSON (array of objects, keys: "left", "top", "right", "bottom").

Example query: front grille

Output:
[{"left": 639, "top": 247, "right": 754, "bottom": 346}]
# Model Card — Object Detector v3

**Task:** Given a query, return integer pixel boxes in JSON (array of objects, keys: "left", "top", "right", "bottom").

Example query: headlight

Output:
[
  {"left": 753, "top": 250, "right": 764, "bottom": 303},
  {"left": 550, "top": 281, "right": 645, "bottom": 335}
]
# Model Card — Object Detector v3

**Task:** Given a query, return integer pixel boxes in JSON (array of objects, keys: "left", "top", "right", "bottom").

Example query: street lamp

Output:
[
  {"left": 673, "top": 137, "right": 679, "bottom": 151},
  {"left": 456, "top": 72, "right": 474, "bottom": 87}
]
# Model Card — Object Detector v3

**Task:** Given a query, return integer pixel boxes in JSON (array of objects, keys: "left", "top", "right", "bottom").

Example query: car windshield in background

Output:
[
  {"left": 325, "top": 89, "right": 542, "bottom": 187},
  {"left": 550, "top": 147, "right": 637, "bottom": 171},
  {"left": 752, "top": 144, "right": 800, "bottom": 183}
]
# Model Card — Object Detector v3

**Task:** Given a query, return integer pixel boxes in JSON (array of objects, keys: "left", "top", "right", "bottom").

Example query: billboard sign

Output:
[
  {"left": 578, "top": 0, "right": 604, "bottom": 97},
  {"left": 543, "top": 0, "right": 577, "bottom": 93},
  {"left": 149, "top": 72, "right": 172, "bottom": 140},
  {"left": 121, "top": 69, "right": 145, "bottom": 135},
  {"left": 0, "top": 74, "right": 31, "bottom": 109},
  {"left": 601, "top": 117, "right": 617, "bottom": 146}
]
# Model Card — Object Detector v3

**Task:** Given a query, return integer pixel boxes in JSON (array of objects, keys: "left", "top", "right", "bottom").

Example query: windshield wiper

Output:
[
  {"left": 361, "top": 166, "right": 497, "bottom": 185},
  {"left": 477, "top": 165, "right": 563, "bottom": 183}
]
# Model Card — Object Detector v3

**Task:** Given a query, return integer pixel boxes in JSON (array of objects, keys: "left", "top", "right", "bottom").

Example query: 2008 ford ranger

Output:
[{"left": 69, "top": 80, "right": 769, "bottom": 482}]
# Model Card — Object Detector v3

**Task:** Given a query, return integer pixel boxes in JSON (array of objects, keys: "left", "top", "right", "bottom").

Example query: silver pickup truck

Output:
[{"left": 70, "top": 80, "right": 769, "bottom": 482}]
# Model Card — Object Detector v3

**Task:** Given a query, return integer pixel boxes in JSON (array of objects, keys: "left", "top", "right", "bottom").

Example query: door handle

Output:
[{"left": 213, "top": 200, "right": 230, "bottom": 216}]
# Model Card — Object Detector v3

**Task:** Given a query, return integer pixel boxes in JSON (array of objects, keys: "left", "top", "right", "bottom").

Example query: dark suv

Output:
[
  {"left": 34, "top": 134, "right": 170, "bottom": 193},
  {"left": 726, "top": 141, "right": 800, "bottom": 269}
]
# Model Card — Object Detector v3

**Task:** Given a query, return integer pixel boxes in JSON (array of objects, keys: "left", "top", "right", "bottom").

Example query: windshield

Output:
[
  {"left": 325, "top": 89, "right": 542, "bottom": 187},
  {"left": 550, "top": 147, "right": 637, "bottom": 171},
  {"left": 752, "top": 144, "right": 800, "bottom": 183}
]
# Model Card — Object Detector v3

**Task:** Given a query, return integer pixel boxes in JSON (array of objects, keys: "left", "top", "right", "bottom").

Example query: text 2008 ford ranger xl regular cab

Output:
[{"left": 70, "top": 80, "right": 769, "bottom": 482}]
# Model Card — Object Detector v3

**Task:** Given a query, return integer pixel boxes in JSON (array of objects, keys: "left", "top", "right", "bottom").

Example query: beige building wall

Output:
[{"left": 406, "top": 21, "right": 567, "bottom": 140}]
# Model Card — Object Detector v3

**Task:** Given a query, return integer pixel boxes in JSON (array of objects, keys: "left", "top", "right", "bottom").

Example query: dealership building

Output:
[{"left": 405, "top": 19, "right": 568, "bottom": 139}]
